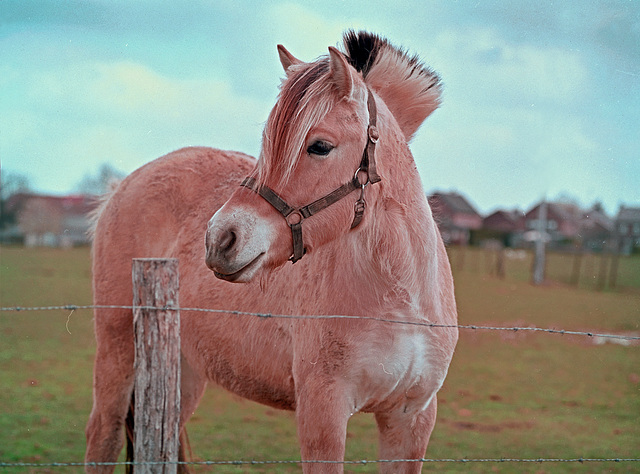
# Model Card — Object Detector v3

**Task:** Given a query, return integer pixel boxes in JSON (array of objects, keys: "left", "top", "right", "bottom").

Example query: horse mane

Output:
[
  {"left": 257, "top": 60, "right": 335, "bottom": 187},
  {"left": 342, "top": 30, "right": 442, "bottom": 142}
]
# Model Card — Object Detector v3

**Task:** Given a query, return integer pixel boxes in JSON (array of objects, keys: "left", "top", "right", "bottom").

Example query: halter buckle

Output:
[{"left": 368, "top": 125, "right": 379, "bottom": 143}]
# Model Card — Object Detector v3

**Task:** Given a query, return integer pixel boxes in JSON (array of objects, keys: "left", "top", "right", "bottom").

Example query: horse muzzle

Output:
[{"left": 205, "top": 206, "right": 275, "bottom": 283}]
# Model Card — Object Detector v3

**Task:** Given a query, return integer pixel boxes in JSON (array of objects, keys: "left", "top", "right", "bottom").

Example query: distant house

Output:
[
  {"left": 615, "top": 206, "right": 640, "bottom": 255},
  {"left": 3, "top": 193, "right": 96, "bottom": 247},
  {"left": 524, "top": 201, "right": 615, "bottom": 251},
  {"left": 480, "top": 209, "right": 526, "bottom": 247},
  {"left": 580, "top": 206, "right": 614, "bottom": 251},
  {"left": 428, "top": 192, "right": 482, "bottom": 245},
  {"left": 524, "top": 201, "right": 583, "bottom": 248}
]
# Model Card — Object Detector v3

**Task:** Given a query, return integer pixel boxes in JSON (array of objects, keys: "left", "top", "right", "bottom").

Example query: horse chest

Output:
[{"left": 352, "top": 328, "right": 439, "bottom": 411}]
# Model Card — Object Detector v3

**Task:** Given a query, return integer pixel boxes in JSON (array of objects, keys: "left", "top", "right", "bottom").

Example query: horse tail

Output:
[
  {"left": 125, "top": 392, "right": 135, "bottom": 474},
  {"left": 87, "top": 178, "right": 122, "bottom": 242},
  {"left": 123, "top": 390, "right": 192, "bottom": 474}
]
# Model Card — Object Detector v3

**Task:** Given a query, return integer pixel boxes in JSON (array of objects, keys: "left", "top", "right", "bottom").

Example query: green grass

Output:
[
  {"left": 448, "top": 246, "right": 640, "bottom": 292},
  {"left": 0, "top": 247, "right": 95, "bottom": 472},
  {"left": 1, "top": 246, "right": 639, "bottom": 473}
]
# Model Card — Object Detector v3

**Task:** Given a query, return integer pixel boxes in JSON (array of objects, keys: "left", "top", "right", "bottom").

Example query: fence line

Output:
[
  {"left": 2, "top": 304, "right": 639, "bottom": 341},
  {"left": 1, "top": 301, "right": 638, "bottom": 469},
  {"left": 1, "top": 457, "right": 640, "bottom": 469}
]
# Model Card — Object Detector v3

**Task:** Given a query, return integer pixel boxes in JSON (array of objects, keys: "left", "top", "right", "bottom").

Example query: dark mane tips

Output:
[
  {"left": 342, "top": 30, "right": 386, "bottom": 78},
  {"left": 342, "top": 31, "right": 442, "bottom": 141}
]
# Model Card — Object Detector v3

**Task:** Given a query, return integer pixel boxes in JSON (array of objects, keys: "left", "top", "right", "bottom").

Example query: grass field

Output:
[{"left": 0, "top": 246, "right": 638, "bottom": 473}]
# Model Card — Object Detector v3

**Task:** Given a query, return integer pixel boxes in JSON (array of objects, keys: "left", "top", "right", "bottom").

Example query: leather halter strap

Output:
[{"left": 241, "top": 87, "right": 381, "bottom": 263}]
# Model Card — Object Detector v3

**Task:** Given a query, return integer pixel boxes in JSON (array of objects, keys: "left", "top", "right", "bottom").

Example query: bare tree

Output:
[
  {"left": 532, "top": 200, "right": 547, "bottom": 285},
  {"left": 1, "top": 171, "right": 32, "bottom": 231},
  {"left": 75, "top": 164, "right": 125, "bottom": 195},
  {"left": 1, "top": 171, "right": 31, "bottom": 200}
]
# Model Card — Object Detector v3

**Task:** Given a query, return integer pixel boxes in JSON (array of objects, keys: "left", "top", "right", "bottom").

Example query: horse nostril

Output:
[{"left": 218, "top": 229, "right": 237, "bottom": 253}]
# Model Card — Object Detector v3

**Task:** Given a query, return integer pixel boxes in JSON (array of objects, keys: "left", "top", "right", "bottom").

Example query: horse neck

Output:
[
  {"left": 320, "top": 131, "right": 442, "bottom": 315},
  {"left": 266, "top": 178, "right": 442, "bottom": 319}
]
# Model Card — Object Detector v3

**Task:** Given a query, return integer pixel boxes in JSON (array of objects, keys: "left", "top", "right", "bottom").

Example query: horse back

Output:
[{"left": 91, "top": 147, "right": 255, "bottom": 306}]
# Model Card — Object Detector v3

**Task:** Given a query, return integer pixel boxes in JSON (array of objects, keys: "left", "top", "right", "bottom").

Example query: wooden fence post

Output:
[
  {"left": 570, "top": 247, "right": 583, "bottom": 287},
  {"left": 608, "top": 240, "right": 620, "bottom": 290},
  {"left": 596, "top": 252, "right": 609, "bottom": 291},
  {"left": 132, "top": 259, "right": 180, "bottom": 474},
  {"left": 532, "top": 200, "right": 547, "bottom": 285}
]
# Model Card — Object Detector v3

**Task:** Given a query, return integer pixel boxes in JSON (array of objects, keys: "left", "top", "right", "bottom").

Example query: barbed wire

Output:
[
  {"left": 1, "top": 457, "right": 639, "bottom": 469},
  {"left": 1, "top": 304, "right": 638, "bottom": 469},
  {"left": 1, "top": 304, "right": 639, "bottom": 341}
]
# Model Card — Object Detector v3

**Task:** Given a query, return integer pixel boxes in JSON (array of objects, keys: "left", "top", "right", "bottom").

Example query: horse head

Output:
[{"left": 205, "top": 31, "right": 441, "bottom": 282}]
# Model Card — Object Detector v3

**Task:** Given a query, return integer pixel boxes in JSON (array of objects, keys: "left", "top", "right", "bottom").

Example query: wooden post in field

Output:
[
  {"left": 495, "top": 246, "right": 505, "bottom": 279},
  {"left": 608, "top": 238, "right": 620, "bottom": 290},
  {"left": 570, "top": 244, "right": 583, "bottom": 287},
  {"left": 132, "top": 259, "right": 180, "bottom": 474},
  {"left": 457, "top": 243, "right": 466, "bottom": 272},
  {"left": 532, "top": 200, "right": 547, "bottom": 285},
  {"left": 596, "top": 252, "right": 609, "bottom": 291}
]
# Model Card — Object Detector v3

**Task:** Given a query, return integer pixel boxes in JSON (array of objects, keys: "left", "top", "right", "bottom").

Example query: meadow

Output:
[{"left": 0, "top": 246, "right": 638, "bottom": 473}]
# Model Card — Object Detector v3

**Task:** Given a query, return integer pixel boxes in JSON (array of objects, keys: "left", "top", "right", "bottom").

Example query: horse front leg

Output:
[
  {"left": 295, "top": 378, "right": 351, "bottom": 474},
  {"left": 177, "top": 354, "right": 207, "bottom": 473},
  {"left": 374, "top": 397, "right": 438, "bottom": 474}
]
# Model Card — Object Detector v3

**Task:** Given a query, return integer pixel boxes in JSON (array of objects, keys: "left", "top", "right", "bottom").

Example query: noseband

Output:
[{"left": 241, "top": 88, "right": 381, "bottom": 263}]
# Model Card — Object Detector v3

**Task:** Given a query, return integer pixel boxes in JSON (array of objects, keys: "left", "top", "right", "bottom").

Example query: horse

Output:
[{"left": 85, "top": 31, "right": 458, "bottom": 473}]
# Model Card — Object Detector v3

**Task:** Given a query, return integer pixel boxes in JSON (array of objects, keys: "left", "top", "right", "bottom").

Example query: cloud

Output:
[
  {"left": 267, "top": 3, "right": 361, "bottom": 58},
  {"left": 1, "top": 0, "right": 108, "bottom": 29},
  {"left": 405, "top": 23, "right": 626, "bottom": 212},
  {"left": 3, "top": 59, "right": 271, "bottom": 192},
  {"left": 2, "top": 1, "right": 637, "bottom": 214},
  {"left": 430, "top": 27, "right": 589, "bottom": 108}
]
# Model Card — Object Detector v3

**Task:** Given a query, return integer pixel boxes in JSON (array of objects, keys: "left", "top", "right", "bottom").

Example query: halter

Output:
[{"left": 241, "top": 87, "right": 381, "bottom": 263}]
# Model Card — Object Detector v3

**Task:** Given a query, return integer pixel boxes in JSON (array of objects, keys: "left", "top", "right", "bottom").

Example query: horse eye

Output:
[{"left": 307, "top": 141, "right": 334, "bottom": 157}]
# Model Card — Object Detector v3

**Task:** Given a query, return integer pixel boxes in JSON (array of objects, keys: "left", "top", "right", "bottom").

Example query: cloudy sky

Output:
[{"left": 1, "top": 1, "right": 638, "bottom": 215}]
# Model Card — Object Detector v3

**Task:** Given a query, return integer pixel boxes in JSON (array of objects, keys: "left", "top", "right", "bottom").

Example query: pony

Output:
[{"left": 85, "top": 31, "right": 458, "bottom": 473}]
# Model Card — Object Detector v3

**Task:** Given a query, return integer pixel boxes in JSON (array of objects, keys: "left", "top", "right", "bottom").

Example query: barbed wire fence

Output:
[
  {"left": 1, "top": 302, "right": 638, "bottom": 470},
  {"left": 3, "top": 303, "right": 640, "bottom": 341},
  {"left": 1, "top": 457, "right": 640, "bottom": 469}
]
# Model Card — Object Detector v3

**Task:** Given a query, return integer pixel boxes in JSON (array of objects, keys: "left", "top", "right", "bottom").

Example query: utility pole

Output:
[{"left": 532, "top": 199, "right": 547, "bottom": 285}]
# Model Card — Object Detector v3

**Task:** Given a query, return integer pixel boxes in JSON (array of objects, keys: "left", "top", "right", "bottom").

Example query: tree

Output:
[
  {"left": 554, "top": 192, "right": 581, "bottom": 209},
  {"left": 590, "top": 201, "right": 605, "bottom": 214},
  {"left": 75, "top": 164, "right": 125, "bottom": 195},
  {"left": 1, "top": 171, "right": 32, "bottom": 230},
  {"left": 1, "top": 171, "right": 31, "bottom": 200}
]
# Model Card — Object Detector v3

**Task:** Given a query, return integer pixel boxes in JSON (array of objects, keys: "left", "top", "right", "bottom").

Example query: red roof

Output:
[{"left": 5, "top": 193, "right": 97, "bottom": 216}]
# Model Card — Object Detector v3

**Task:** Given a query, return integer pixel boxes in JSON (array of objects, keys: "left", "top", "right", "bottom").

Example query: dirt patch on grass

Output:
[{"left": 441, "top": 418, "right": 535, "bottom": 433}]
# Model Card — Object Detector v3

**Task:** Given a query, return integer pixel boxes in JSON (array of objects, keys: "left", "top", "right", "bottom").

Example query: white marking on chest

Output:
[{"left": 360, "top": 329, "right": 432, "bottom": 400}]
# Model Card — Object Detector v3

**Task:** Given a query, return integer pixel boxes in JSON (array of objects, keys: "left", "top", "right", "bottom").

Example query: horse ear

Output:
[
  {"left": 277, "top": 44, "right": 301, "bottom": 72},
  {"left": 328, "top": 46, "right": 354, "bottom": 98}
]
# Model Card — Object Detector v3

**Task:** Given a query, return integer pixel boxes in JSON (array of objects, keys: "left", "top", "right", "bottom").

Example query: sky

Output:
[{"left": 1, "top": 0, "right": 639, "bottom": 216}]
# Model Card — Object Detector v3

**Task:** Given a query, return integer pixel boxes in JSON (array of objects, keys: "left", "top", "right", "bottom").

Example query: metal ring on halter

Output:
[
  {"left": 354, "top": 167, "right": 370, "bottom": 188},
  {"left": 285, "top": 210, "right": 303, "bottom": 226}
]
